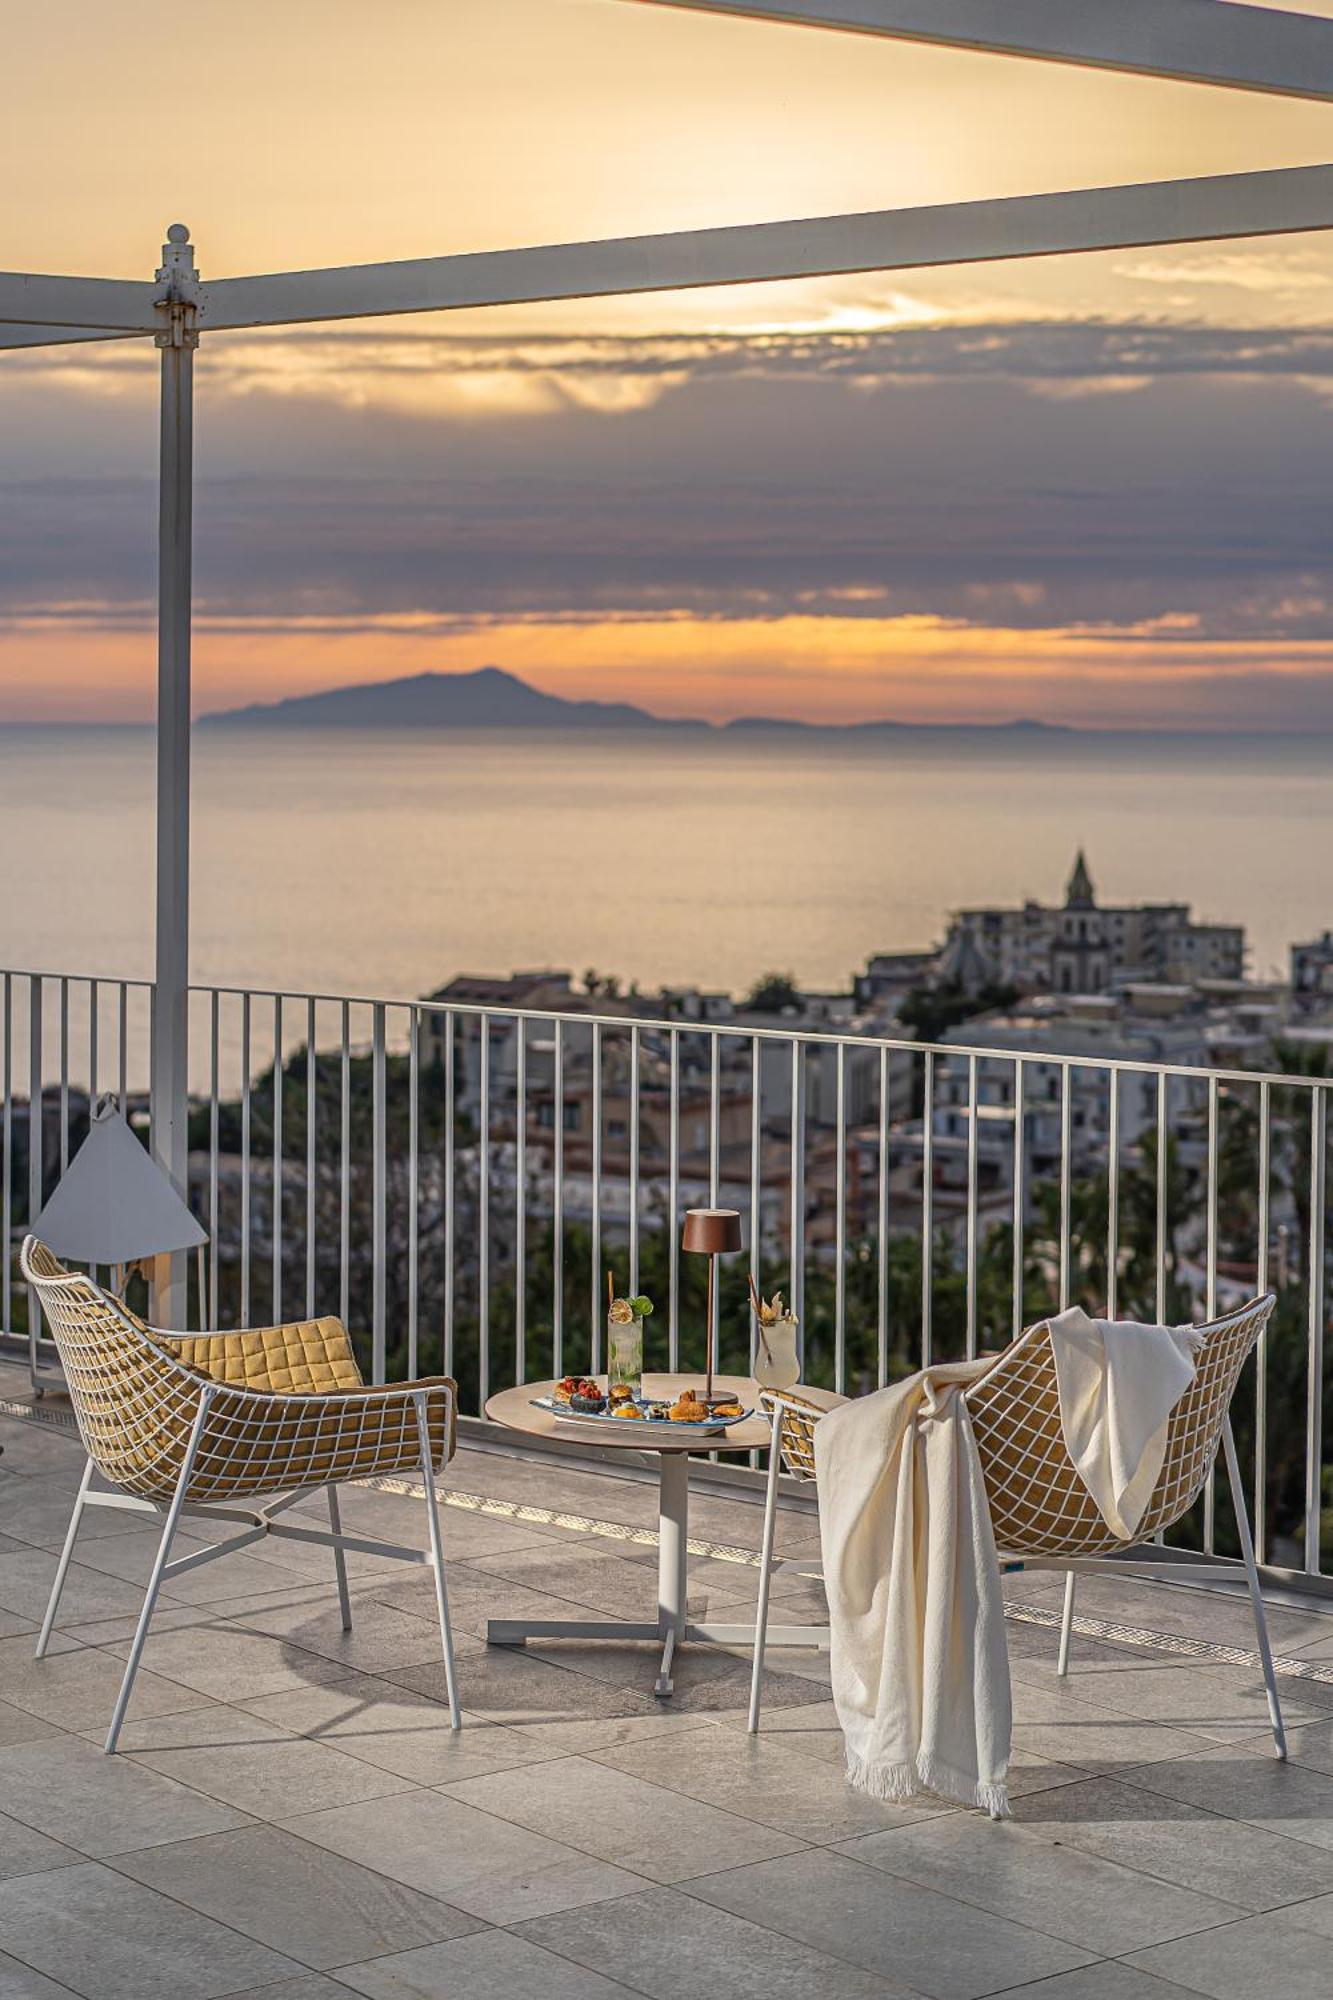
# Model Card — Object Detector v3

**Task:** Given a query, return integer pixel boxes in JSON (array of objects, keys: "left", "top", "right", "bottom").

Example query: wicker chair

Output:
[
  {"left": 748, "top": 1297, "right": 1285, "bottom": 1758},
  {"left": 20, "top": 1236, "right": 462, "bottom": 1752}
]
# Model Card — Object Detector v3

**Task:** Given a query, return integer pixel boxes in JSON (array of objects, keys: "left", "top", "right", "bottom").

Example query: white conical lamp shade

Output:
[{"left": 34, "top": 1098, "right": 206, "bottom": 1264}]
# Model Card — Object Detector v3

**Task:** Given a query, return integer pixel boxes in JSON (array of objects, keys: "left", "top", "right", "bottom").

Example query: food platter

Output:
[{"left": 531, "top": 1377, "right": 752, "bottom": 1435}]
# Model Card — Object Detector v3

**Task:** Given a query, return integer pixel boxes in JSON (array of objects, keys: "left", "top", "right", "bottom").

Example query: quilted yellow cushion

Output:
[{"left": 171, "top": 1317, "right": 363, "bottom": 1393}]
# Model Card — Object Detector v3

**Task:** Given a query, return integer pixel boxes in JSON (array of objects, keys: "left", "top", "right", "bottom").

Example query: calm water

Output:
[{"left": 3, "top": 725, "right": 1330, "bottom": 1011}]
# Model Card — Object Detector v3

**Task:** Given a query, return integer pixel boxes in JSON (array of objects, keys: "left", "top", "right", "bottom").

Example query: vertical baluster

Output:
[
  {"left": 1203, "top": 1074, "right": 1220, "bottom": 1554},
  {"left": 272, "top": 994, "right": 284, "bottom": 1325},
  {"left": 790, "top": 1038, "right": 805, "bottom": 1354},
  {"left": 1058, "top": 1062, "right": 1072, "bottom": 1311},
  {"left": 208, "top": 991, "right": 220, "bottom": 1332},
  {"left": 835, "top": 1041, "right": 847, "bottom": 1393},
  {"left": 443, "top": 1009, "right": 455, "bottom": 1381},
  {"left": 708, "top": 1030, "right": 720, "bottom": 1360},
  {"left": 878, "top": 1043, "right": 890, "bottom": 1389},
  {"left": 514, "top": 1016, "right": 526, "bottom": 1387},
  {"left": 58, "top": 979, "right": 69, "bottom": 1174},
  {"left": 1306, "top": 1085, "right": 1327, "bottom": 1576},
  {"left": 305, "top": 997, "right": 316, "bottom": 1320},
  {"left": 1106, "top": 1067, "right": 1120, "bottom": 1320},
  {"left": 551, "top": 1017, "right": 563, "bottom": 1383},
  {"left": 1155, "top": 1070, "right": 1168, "bottom": 1326},
  {"left": 89, "top": 978, "right": 99, "bottom": 1107},
  {"left": 668, "top": 1027, "right": 680, "bottom": 1370},
  {"left": 1255, "top": 1078, "right": 1271, "bottom": 1560},
  {"left": 479, "top": 1013, "right": 491, "bottom": 1407},
  {"left": 921, "top": 1048, "right": 934, "bottom": 1369},
  {"left": 591, "top": 1021, "right": 603, "bottom": 1374},
  {"left": 408, "top": 1008, "right": 420, "bottom": 1382},
  {"left": 118, "top": 982, "right": 128, "bottom": 1107},
  {"left": 27, "top": 977, "right": 42, "bottom": 1376},
  {"left": 965, "top": 1050, "right": 978, "bottom": 1360},
  {"left": 2, "top": 973, "right": 11, "bottom": 1333},
  {"left": 339, "top": 1000, "right": 350, "bottom": 1330},
  {"left": 1011, "top": 1056, "right": 1025, "bottom": 1341},
  {"left": 240, "top": 991, "right": 252, "bottom": 1326},
  {"left": 629, "top": 1025, "right": 640, "bottom": 1298},
  {"left": 371, "top": 1004, "right": 387, "bottom": 1384},
  {"left": 749, "top": 1034, "right": 762, "bottom": 1364}
]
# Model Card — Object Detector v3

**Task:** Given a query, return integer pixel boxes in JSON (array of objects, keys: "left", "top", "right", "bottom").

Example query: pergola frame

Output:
[{"left": 5, "top": 0, "right": 1333, "bottom": 1319}]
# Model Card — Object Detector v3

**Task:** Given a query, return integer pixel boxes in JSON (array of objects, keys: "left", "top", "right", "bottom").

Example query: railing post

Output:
[
  {"left": 371, "top": 1003, "right": 387, "bottom": 1383},
  {"left": 149, "top": 225, "right": 198, "bottom": 1327}
]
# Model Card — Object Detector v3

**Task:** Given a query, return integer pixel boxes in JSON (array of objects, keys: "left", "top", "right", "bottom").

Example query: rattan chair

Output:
[
  {"left": 20, "top": 1235, "right": 462, "bottom": 1752},
  {"left": 748, "top": 1297, "right": 1285, "bottom": 1758}
]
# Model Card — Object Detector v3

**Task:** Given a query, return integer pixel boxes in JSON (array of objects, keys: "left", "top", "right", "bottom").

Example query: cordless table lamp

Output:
[{"left": 681, "top": 1206, "right": 742, "bottom": 1407}]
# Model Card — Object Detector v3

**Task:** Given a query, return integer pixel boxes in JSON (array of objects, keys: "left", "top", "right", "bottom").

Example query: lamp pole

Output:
[{"left": 150, "top": 225, "right": 198, "bottom": 1324}]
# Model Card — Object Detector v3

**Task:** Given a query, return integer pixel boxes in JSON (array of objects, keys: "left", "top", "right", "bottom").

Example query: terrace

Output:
[
  {"left": 6, "top": 1349, "right": 1333, "bottom": 1999},
  {"left": 6, "top": 3, "right": 1333, "bottom": 1996}
]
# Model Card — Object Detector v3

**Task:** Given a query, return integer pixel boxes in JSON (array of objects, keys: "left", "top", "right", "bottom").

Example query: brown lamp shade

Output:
[{"left": 681, "top": 1207, "right": 742, "bottom": 1256}]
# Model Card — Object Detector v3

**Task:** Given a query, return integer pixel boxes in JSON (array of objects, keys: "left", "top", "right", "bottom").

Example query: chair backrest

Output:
[
  {"left": 967, "top": 1295, "right": 1274, "bottom": 1557},
  {"left": 20, "top": 1236, "right": 207, "bottom": 1498},
  {"left": 759, "top": 1387, "right": 825, "bottom": 1481}
]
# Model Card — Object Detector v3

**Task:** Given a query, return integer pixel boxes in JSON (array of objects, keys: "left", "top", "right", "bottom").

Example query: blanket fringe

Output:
[{"left": 845, "top": 1747, "right": 1010, "bottom": 1820}]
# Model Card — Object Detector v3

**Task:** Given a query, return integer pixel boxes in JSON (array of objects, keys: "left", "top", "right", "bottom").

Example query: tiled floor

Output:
[{"left": 2, "top": 1364, "right": 1333, "bottom": 1999}]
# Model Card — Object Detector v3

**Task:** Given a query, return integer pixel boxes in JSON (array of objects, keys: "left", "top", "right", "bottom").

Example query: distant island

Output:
[{"left": 202, "top": 665, "right": 1072, "bottom": 736}]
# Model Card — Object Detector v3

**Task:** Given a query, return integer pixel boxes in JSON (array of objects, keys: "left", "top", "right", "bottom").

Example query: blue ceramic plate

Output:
[{"left": 531, "top": 1395, "right": 750, "bottom": 1435}]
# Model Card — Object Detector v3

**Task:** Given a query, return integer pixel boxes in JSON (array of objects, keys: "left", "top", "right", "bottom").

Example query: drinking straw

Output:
[
  {"left": 607, "top": 1269, "right": 615, "bottom": 1310},
  {"left": 748, "top": 1271, "right": 773, "bottom": 1363}
]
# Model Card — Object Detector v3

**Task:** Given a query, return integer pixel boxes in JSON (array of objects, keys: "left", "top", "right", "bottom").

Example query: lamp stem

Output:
[{"left": 706, "top": 1257, "right": 715, "bottom": 1404}]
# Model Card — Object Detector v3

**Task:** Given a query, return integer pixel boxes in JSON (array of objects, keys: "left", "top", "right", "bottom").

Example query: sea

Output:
[{"left": 3, "top": 723, "right": 1330, "bottom": 1021}]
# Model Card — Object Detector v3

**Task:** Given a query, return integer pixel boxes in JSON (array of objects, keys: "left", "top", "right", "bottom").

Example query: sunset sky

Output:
[{"left": 6, "top": 0, "right": 1333, "bottom": 727}]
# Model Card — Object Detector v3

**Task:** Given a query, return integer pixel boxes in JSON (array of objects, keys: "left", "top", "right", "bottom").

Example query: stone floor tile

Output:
[
  {"left": 833, "top": 1810, "right": 1241, "bottom": 1955},
  {"left": 231, "top": 1596, "right": 454, "bottom": 1675},
  {"left": 1010, "top": 1677, "right": 1219, "bottom": 1774},
  {"left": 114, "top": 1823, "right": 482, "bottom": 1970},
  {"left": 442, "top": 1752, "right": 805, "bottom": 1883},
  {"left": 334, "top": 1928, "right": 639, "bottom": 2000},
  {"left": 1127, "top": 1910, "right": 1333, "bottom": 1997},
  {"left": 208, "top": 1982, "right": 360, "bottom": 2000},
  {"left": 1051, "top": 1659, "right": 1333, "bottom": 1739},
  {"left": 0, "top": 1703, "right": 62, "bottom": 1754},
  {"left": 280, "top": 1786, "right": 646, "bottom": 1924},
  {"left": 72, "top": 1527, "right": 300, "bottom": 1608},
  {"left": 0, "top": 1634, "right": 203, "bottom": 1732},
  {"left": 389, "top": 1637, "right": 669, "bottom": 1727},
  {"left": 0, "top": 1814, "right": 80, "bottom": 1886},
  {"left": 1015, "top": 1772, "right": 1333, "bottom": 1909},
  {"left": 107, "top": 1703, "right": 416, "bottom": 1818},
  {"left": 515, "top": 1880, "right": 925, "bottom": 2000},
  {"left": 240, "top": 1673, "right": 569, "bottom": 1784},
  {"left": 0, "top": 1859, "right": 299, "bottom": 1999},
  {"left": 101, "top": 1617, "right": 361, "bottom": 1702},
  {"left": 1125, "top": 1740, "right": 1333, "bottom": 1851},
  {"left": 686, "top": 1844, "right": 1094, "bottom": 1999},
  {"left": 365, "top": 1563, "right": 601, "bottom": 1643},
  {"left": 0, "top": 1943, "right": 99, "bottom": 1997},
  {"left": 502, "top": 1705, "right": 708, "bottom": 1753},
  {"left": 0, "top": 1549, "right": 149, "bottom": 1629},
  {"left": 593, "top": 1724, "right": 930, "bottom": 1841},
  {"left": 0, "top": 1734, "right": 248, "bottom": 1856},
  {"left": 523, "top": 1634, "right": 830, "bottom": 1714},
  {"left": 979, "top": 1969, "right": 1212, "bottom": 1999}
]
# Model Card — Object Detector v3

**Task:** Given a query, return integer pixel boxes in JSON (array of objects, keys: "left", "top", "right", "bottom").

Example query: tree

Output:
[{"left": 743, "top": 971, "right": 800, "bottom": 1014}]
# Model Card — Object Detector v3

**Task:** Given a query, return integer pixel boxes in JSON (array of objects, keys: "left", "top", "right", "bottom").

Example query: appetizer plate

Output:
[{"left": 530, "top": 1395, "right": 751, "bottom": 1436}]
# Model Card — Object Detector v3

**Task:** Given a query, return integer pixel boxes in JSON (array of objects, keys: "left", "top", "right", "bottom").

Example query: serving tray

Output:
[{"left": 530, "top": 1395, "right": 751, "bottom": 1436}]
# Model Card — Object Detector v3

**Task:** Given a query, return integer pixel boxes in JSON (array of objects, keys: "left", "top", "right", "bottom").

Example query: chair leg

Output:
[
  {"left": 1221, "top": 1415, "right": 1287, "bottom": 1761},
  {"left": 747, "top": 1411, "right": 784, "bottom": 1735},
  {"left": 105, "top": 1389, "right": 212, "bottom": 1755},
  {"left": 35, "top": 1458, "right": 95, "bottom": 1659},
  {"left": 1057, "top": 1570, "right": 1077, "bottom": 1677},
  {"left": 415, "top": 1393, "right": 461, "bottom": 1731},
  {"left": 327, "top": 1485, "right": 353, "bottom": 1632}
]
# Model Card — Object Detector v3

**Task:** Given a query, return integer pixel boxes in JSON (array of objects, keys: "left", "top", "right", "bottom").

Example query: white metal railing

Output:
[{"left": 2, "top": 966, "right": 1330, "bottom": 1581}]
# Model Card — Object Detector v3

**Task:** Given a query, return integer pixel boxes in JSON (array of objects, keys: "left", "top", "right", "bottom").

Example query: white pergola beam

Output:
[
  {"left": 0, "top": 324, "right": 151, "bottom": 350},
  {"left": 636, "top": 0, "right": 1333, "bottom": 102},
  {"left": 194, "top": 163, "right": 1333, "bottom": 333},
  {"left": 0, "top": 272, "right": 159, "bottom": 334}
]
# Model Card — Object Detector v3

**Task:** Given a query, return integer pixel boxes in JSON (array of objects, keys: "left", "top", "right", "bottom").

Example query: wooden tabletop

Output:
[{"left": 484, "top": 1373, "right": 843, "bottom": 1455}]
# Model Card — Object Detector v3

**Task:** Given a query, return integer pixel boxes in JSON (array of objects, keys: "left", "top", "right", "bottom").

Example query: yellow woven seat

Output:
[{"left": 21, "top": 1235, "right": 462, "bottom": 1750}]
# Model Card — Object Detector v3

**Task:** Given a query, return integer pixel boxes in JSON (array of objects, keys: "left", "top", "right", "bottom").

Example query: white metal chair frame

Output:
[
  {"left": 21, "top": 1239, "right": 462, "bottom": 1752},
  {"left": 747, "top": 1298, "right": 1286, "bottom": 1761}
]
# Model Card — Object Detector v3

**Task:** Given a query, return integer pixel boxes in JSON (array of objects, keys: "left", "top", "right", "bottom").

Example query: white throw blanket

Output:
[
  {"left": 815, "top": 1313, "right": 1201, "bottom": 1819},
  {"left": 814, "top": 1358, "right": 1010, "bottom": 1817},
  {"left": 1048, "top": 1306, "right": 1205, "bottom": 1540}
]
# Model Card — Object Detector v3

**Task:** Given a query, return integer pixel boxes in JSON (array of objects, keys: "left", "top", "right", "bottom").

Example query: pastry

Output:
[
  {"left": 669, "top": 1396, "right": 708, "bottom": 1423},
  {"left": 613, "top": 1402, "right": 645, "bottom": 1418},
  {"left": 608, "top": 1382, "right": 634, "bottom": 1404}
]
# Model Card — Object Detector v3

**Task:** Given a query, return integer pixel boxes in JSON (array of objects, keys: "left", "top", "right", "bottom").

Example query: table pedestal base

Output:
[{"left": 484, "top": 1449, "right": 829, "bottom": 1696}]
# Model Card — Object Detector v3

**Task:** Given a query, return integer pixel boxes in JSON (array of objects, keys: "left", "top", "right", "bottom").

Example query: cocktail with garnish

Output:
[
  {"left": 749, "top": 1277, "right": 800, "bottom": 1391},
  {"left": 607, "top": 1272, "right": 652, "bottom": 1403}
]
